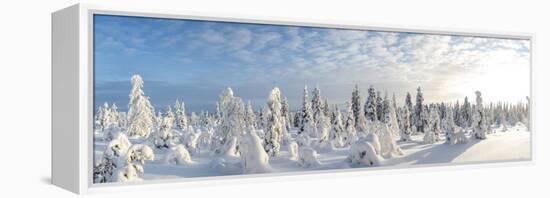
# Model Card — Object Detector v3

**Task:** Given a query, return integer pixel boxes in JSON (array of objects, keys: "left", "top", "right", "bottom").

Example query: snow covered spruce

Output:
[{"left": 93, "top": 74, "right": 531, "bottom": 183}]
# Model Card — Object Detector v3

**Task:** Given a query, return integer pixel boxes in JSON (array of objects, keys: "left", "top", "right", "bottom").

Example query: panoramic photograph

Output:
[{"left": 92, "top": 14, "right": 531, "bottom": 184}]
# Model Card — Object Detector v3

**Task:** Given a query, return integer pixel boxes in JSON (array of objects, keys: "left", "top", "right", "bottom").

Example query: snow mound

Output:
[
  {"left": 164, "top": 144, "right": 192, "bottom": 165},
  {"left": 208, "top": 157, "right": 242, "bottom": 174},
  {"left": 313, "top": 139, "right": 336, "bottom": 153},
  {"left": 347, "top": 141, "right": 381, "bottom": 167},
  {"left": 297, "top": 147, "right": 321, "bottom": 168},
  {"left": 239, "top": 131, "right": 271, "bottom": 174}
]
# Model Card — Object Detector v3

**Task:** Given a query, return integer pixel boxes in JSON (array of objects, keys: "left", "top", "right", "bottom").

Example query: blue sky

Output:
[{"left": 93, "top": 14, "right": 530, "bottom": 113}]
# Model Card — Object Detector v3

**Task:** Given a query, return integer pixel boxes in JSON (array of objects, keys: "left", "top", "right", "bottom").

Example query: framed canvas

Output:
[{"left": 52, "top": 3, "right": 534, "bottom": 194}]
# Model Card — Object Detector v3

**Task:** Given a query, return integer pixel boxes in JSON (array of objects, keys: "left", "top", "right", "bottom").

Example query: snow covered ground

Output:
[{"left": 94, "top": 124, "right": 530, "bottom": 181}]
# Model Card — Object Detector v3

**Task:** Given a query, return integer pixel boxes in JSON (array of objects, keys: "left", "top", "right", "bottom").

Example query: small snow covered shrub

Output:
[
  {"left": 183, "top": 131, "right": 199, "bottom": 155},
  {"left": 423, "top": 129, "right": 438, "bottom": 144},
  {"left": 446, "top": 127, "right": 469, "bottom": 145},
  {"left": 297, "top": 147, "right": 321, "bottom": 168},
  {"left": 125, "top": 144, "right": 155, "bottom": 165},
  {"left": 114, "top": 164, "right": 141, "bottom": 182},
  {"left": 151, "top": 106, "right": 177, "bottom": 149},
  {"left": 197, "top": 127, "right": 213, "bottom": 154},
  {"left": 93, "top": 133, "right": 132, "bottom": 183},
  {"left": 164, "top": 144, "right": 192, "bottom": 165},
  {"left": 105, "top": 132, "right": 131, "bottom": 158},
  {"left": 93, "top": 155, "right": 118, "bottom": 183},
  {"left": 239, "top": 131, "right": 271, "bottom": 174},
  {"left": 122, "top": 144, "right": 155, "bottom": 179},
  {"left": 347, "top": 141, "right": 380, "bottom": 167},
  {"left": 288, "top": 141, "right": 299, "bottom": 160}
]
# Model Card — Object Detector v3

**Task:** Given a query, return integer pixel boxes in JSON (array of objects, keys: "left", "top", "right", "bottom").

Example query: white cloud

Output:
[
  {"left": 200, "top": 29, "right": 226, "bottom": 43},
  {"left": 252, "top": 31, "right": 282, "bottom": 50}
]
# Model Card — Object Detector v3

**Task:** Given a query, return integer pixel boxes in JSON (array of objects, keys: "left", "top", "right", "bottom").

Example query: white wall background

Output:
[{"left": 0, "top": 0, "right": 547, "bottom": 197}]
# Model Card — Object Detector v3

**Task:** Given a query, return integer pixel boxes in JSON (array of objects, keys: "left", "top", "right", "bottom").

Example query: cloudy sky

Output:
[{"left": 93, "top": 15, "right": 530, "bottom": 113}]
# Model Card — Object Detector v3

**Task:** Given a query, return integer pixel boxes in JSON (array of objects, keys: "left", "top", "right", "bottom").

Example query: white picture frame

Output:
[{"left": 52, "top": 3, "right": 535, "bottom": 194}]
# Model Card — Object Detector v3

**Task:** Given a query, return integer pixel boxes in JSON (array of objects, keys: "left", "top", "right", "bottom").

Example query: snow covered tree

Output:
[
  {"left": 405, "top": 92, "right": 414, "bottom": 132},
  {"left": 352, "top": 85, "right": 367, "bottom": 132},
  {"left": 298, "top": 86, "right": 315, "bottom": 136},
  {"left": 392, "top": 93, "right": 398, "bottom": 118},
  {"left": 364, "top": 86, "right": 378, "bottom": 122},
  {"left": 383, "top": 98, "right": 400, "bottom": 139},
  {"left": 127, "top": 74, "right": 155, "bottom": 138},
  {"left": 189, "top": 112, "right": 199, "bottom": 127},
  {"left": 288, "top": 112, "right": 295, "bottom": 128},
  {"left": 174, "top": 99, "right": 188, "bottom": 131},
  {"left": 399, "top": 105, "right": 412, "bottom": 142},
  {"left": 472, "top": 91, "right": 487, "bottom": 139},
  {"left": 293, "top": 111, "right": 301, "bottom": 128},
  {"left": 281, "top": 97, "right": 292, "bottom": 136},
  {"left": 215, "top": 88, "right": 246, "bottom": 155},
  {"left": 347, "top": 141, "right": 380, "bottom": 167},
  {"left": 257, "top": 107, "right": 266, "bottom": 130},
  {"left": 461, "top": 97, "right": 472, "bottom": 128},
  {"left": 244, "top": 101, "right": 256, "bottom": 132},
  {"left": 214, "top": 102, "right": 221, "bottom": 123},
  {"left": 330, "top": 106, "right": 345, "bottom": 147},
  {"left": 453, "top": 100, "right": 463, "bottom": 127},
  {"left": 442, "top": 106, "right": 457, "bottom": 143},
  {"left": 414, "top": 87, "right": 425, "bottom": 133},
  {"left": 378, "top": 123, "right": 404, "bottom": 157},
  {"left": 93, "top": 133, "right": 131, "bottom": 183},
  {"left": 312, "top": 86, "right": 323, "bottom": 126},
  {"left": 317, "top": 111, "right": 331, "bottom": 144},
  {"left": 164, "top": 144, "right": 192, "bottom": 165},
  {"left": 116, "top": 144, "right": 155, "bottom": 182},
  {"left": 151, "top": 106, "right": 176, "bottom": 149},
  {"left": 380, "top": 94, "right": 389, "bottom": 123},
  {"left": 375, "top": 91, "right": 384, "bottom": 121},
  {"left": 97, "top": 102, "right": 111, "bottom": 132},
  {"left": 428, "top": 105, "right": 442, "bottom": 141},
  {"left": 344, "top": 102, "right": 357, "bottom": 146},
  {"left": 323, "top": 98, "right": 331, "bottom": 117},
  {"left": 240, "top": 131, "right": 271, "bottom": 173},
  {"left": 94, "top": 105, "right": 104, "bottom": 132},
  {"left": 264, "top": 87, "right": 283, "bottom": 156},
  {"left": 108, "top": 103, "right": 120, "bottom": 127},
  {"left": 281, "top": 97, "right": 290, "bottom": 122}
]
